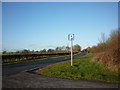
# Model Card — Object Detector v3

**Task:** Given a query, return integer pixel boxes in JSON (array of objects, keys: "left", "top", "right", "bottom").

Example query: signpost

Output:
[{"left": 68, "top": 34, "right": 74, "bottom": 66}]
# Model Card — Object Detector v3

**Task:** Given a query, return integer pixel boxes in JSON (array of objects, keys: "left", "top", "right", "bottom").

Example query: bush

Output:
[{"left": 90, "top": 29, "right": 120, "bottom": 71}]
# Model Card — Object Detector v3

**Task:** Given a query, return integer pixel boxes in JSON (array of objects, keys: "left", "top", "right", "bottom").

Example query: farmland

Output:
[{"left": 2, "top": 51, "right": 78, "bottom": 64}]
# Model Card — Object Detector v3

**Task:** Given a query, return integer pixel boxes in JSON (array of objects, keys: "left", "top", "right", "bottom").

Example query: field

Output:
[
  {"left": 2, "top": 52, "right": 78, "bottom": 65},
  {"left": 36, "top": 54, "right": 119, "bottom": 83}
]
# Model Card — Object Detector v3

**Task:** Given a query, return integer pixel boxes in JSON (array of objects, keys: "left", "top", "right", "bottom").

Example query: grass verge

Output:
[{"left": 35, "top": 54, "right": 119, "bottom": 83}]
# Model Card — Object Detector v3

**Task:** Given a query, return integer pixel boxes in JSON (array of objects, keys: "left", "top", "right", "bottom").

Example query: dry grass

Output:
[{"left": 90, "top": 29, "right": 120, "bottom": 72}]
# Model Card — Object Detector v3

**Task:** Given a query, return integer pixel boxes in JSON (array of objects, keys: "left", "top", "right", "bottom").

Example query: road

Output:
[
  {"left": 2, "top": 52, "right": 119, "bottom": 88},
  {"left": 3, "top": 52, "right": 86, "bottom": 77}
]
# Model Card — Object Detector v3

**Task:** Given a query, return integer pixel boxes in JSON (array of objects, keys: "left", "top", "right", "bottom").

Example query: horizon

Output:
[{"left": 2, "top": 2, "right": 118, "bottom": 52}]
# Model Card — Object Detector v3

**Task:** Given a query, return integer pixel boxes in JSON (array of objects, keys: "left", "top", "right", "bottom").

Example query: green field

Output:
[{"left": 36, "top": 54, "right": 119, "bottom": 83}]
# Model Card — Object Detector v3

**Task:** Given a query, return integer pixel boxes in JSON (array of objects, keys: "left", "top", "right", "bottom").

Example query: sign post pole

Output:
[
  {"left": 71, "top": 40, "right": 73, "bottom": 66},
  {"left": 68, "top": 34, "right": 74, "bottom": 66}
]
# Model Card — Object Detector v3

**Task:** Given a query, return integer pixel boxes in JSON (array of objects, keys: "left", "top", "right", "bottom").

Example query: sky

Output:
[{"left": 2, "top": 2, "right": 118, "bottom": 52}]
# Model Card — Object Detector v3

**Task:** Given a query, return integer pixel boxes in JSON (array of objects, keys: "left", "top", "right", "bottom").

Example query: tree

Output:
[
  {"left": 86, "top": 47, "right": 91, "bottom": 53},
  {"left": 99, "top": 33, "right": 107, "bottom": 44},
  {"left": 40, "top": 49, "right": 46, "bottom": 54},
  {"left": 3, "top": 51, "right": 7, "bottom": 54},
  {"left": 21, "top": 49, "right": 30, "bottom": 54},
  {"left": 55, "top": 46, "right": 65, "bottom": 51},
  {"left": 65, "top": 46, "right": 70, "bottom": 51},
  {"left": 35, "top": 51, "right": 39, "bottom": 53},
  {"left": 55, "top": 47, "right": 60, "bottom": 51},
  {"left": 98, "top": 33, "right": 107, "bottom": 52},
  {"left": 73, "top": 44, "right": 81, "bottom": 52},
  {"left": 47, "top": 49, "right": 55, "bottom": 53},
  {"left": 16, "top": 51, "right": 20, "bottom": 54}
]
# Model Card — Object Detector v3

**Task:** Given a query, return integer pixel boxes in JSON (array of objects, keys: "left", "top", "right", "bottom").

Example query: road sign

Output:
[
  {"left": 68, "top": 34, "right": 74, "bottom": 66},
  {"left": 68, "top": 34, "right": 74, "bottom": 41}
]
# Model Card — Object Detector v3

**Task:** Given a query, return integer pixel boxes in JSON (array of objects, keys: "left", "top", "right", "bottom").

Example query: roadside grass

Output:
[
  {"left": 2, "top": 53, "right": 79, "bottom": 65},
  {"left": 35, "top": 54, "right": 119, "bottom": 83}
]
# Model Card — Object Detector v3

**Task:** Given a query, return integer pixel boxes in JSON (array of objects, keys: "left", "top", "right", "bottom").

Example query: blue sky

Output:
[{"left": 2, "top": 2, "right": 118, "bottom": 52}]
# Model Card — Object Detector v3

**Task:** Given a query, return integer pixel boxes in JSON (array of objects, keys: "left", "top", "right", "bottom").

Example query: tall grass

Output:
[{"left": 90, "top": 29, "right": 120, "bottom": 71}]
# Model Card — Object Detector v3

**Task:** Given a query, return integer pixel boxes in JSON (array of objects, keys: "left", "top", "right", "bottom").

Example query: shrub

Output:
[{"left": 90, "top": 29, "right": 120, "bottom": 71}]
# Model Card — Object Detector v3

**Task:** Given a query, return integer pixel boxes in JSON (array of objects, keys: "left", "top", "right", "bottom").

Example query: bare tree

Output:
[{"left": 98, "top": 33, "right": 107, "bottom": 45}]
